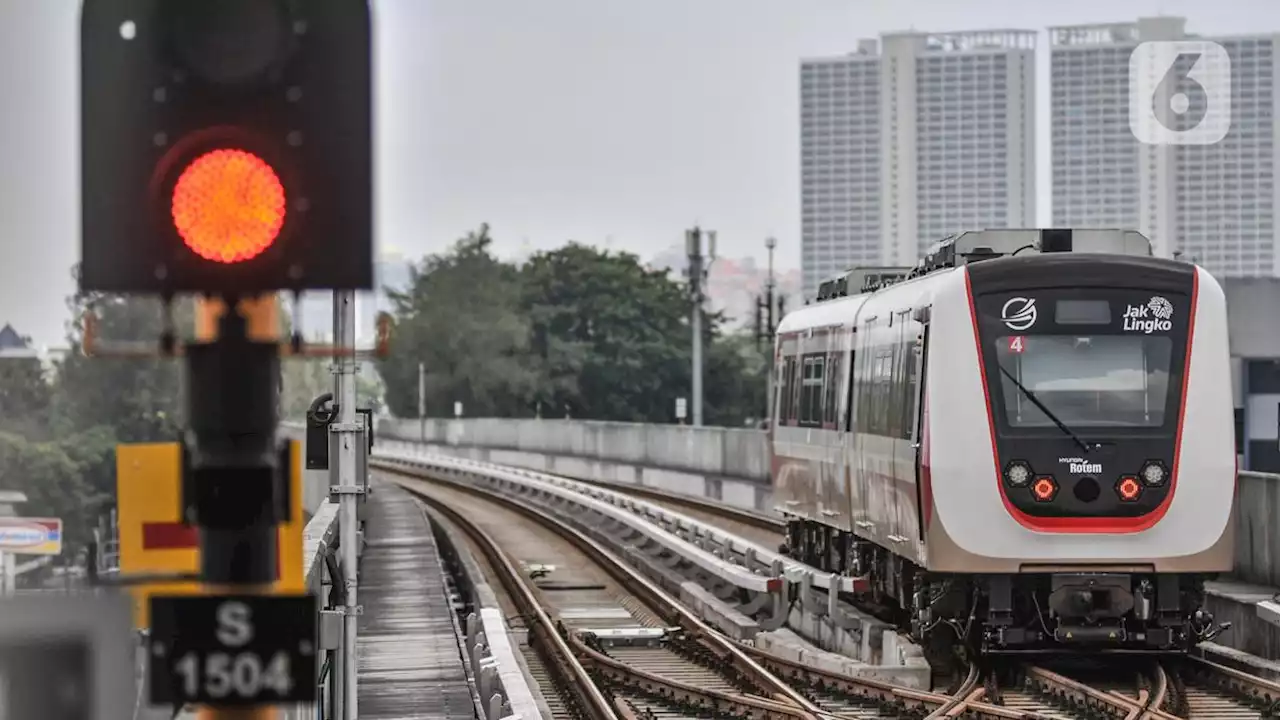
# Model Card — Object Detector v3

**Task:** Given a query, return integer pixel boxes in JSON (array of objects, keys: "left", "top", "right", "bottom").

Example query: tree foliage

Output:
[
  {"left": 380, "top": 226, "right": 769, "bottom": 426},
  {"left": 379, "top": 225, "right": 542, "bottom": 418},
  {"left": 0, "top": 355, "right": 54, "bottom": 439},
  {"left": 0, "top": 284, "right": 197, "bottom": 566},
  {"left": 0, "top": 231, "right": 769, "bottom": 577},
  {"left": 55, "top": 293, "right": 190, "bottom": 443}
]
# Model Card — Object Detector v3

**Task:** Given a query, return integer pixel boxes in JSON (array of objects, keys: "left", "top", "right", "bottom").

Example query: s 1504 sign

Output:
[{"left": 148, "top": 594, "right": 317, "bottom": 705}]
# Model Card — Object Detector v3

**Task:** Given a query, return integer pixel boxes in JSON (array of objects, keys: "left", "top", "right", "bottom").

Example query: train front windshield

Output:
[
  {"left": 992, "top": 334, "right": 1173, "bottom": 428},
  {"left": 976, "top": 291, "right": 1192, "bottom": 437}
]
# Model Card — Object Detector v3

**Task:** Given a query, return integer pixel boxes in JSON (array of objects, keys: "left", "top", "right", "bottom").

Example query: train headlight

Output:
[
  {"left": 1032, "top": 476, "right": 1058, "bottom": 502},
  {"left": 1140, "top": 461, "right": 1168, "bottom": 487},
  {"left": 1004, "top": 461, "right": 1033, "bottom": 487},
  {"left": 1116, "top": 476, "right": 1143, "bottom": 502}
]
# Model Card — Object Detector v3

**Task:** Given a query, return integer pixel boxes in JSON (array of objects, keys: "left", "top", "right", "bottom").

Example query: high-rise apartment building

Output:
[
  {"left": 1052, "top": 17, "right": 1280, "bottom": 277},
  {"left": 800, "top": 30, "right": 1037, "bottom": 298}
]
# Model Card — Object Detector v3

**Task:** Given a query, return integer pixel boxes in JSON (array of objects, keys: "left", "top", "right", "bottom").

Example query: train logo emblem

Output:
[
  {"left": 1001, "top": 297, "right": 1038, "bottom": 331},
  {"left": 1060, "top": 457, "right": 1104, "bottom": 474},
  {"left": 1123, "top": 296, "right": 1174, "bottom": 334}
]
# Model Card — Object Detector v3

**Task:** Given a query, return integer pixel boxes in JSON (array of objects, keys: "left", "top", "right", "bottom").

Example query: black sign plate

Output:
[{"left": 148, "top": 594, "right": 318, "bottom": 706}]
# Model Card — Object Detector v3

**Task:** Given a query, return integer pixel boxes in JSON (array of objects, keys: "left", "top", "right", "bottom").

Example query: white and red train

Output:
[{"left": 770, "top": 228, "right": 1235, "bottom": 653}]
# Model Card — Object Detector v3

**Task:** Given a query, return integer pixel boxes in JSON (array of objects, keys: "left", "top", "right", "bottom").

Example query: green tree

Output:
[
  {"left": 0, "top": 431, "right": 107, "bottom": 554},
  {"left": 38, "top": 283, "right": 195, "bottom": 552},
  {"left": 703, "top": 330, "right": 769, "bottom": 427},
  {"left": 520, "top": 243, "right": 694, "bottom": 422},
  {"left": 54, "top": 289, "right": 193, "bottom": 443},
  {"left": 281, "top": 359, "right": 332, "bottom": 421},
  {"left": 0, "top": 348, "right": 54, "bottom": 439},
  {"left": 379, "top": 225, "right": 542, "bottom": 418}
]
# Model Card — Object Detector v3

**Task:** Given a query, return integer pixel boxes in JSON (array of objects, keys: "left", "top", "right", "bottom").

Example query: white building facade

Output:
[
  {"left": 800, "top": 30, "right": 1037, "bottom": 299},
  {"left": 1051, "top": 17, "right": 1280, "bottom": 277}
]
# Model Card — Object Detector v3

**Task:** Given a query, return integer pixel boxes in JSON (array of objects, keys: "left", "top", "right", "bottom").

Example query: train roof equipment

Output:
[
  {"left": 813, "top": 228, "right": 1156, "bottom": 306},
  {"left": 815, "top": 266, "right": 913, "bottom": 302}
]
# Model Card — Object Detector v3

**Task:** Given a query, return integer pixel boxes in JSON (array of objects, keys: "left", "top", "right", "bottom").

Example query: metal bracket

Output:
[
  {"left": 329, "top": 485, "right": 367, "bottom": 496},
  {"left": 328, "top": 422, "right": 364, "bottom": 434},
  {"left": 81, "top": 308, "right": 393, "bottom": 360},
  {"left": 341, "top": 604, "right": 364, "bottom": 616}
]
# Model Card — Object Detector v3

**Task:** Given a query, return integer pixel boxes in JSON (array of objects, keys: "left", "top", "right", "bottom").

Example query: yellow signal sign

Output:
[{"left": 116, "top": 440, "right": 305, "bottom": 627}]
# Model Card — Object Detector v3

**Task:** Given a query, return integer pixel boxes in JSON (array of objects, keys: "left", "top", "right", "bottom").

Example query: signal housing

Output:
[{"left": 79, "top": 0, "right": 373, "bottom": 295}]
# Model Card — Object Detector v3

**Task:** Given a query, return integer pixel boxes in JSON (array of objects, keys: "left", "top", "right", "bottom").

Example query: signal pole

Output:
[
  {"left": 331, "top": 291, "right": 361, "bottom": 718},
  {"left": 78, "top": 1, "right": 374, "bottom": 715},
  {"left": 685, "top": 227, "right": 716, "bottom": 427},
  {"left": 191, "top": 296, "right": 285, "bottom": 720}
]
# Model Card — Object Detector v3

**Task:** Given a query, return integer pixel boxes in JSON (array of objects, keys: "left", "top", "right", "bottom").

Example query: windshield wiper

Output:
[{"left": 994, "top": 362, "right": 1092, "bottom": 454}]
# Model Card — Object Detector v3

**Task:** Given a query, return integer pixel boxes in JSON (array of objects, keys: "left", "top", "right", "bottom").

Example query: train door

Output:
[
  {"left": 887, "top": 309, "right": 913, "bottom": 550},
  {"left": 850, "top": 319, "right": 875, "bottom": 538},
  {"left": 858, "top": 316, "right": 898, "bottom": 550},
  {"left": 842, "top": 328, "right": 862, "bottom": 537},
  {"left": 907, "top": 310, "right": 930, "bottom": 565},
  {"left": 820, "top": 329, "right": 852, "bottom": 533}
]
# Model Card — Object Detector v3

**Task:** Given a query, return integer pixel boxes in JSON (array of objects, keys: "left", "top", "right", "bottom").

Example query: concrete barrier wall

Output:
[
  {"left": 377, "top": 417, "right": 1280, "bottom": 588},
  {"left": 379, "top": 417, "right": 771, "bottom": 483}
]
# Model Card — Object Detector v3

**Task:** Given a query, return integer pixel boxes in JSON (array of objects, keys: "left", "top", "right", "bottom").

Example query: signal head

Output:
[
  {"left": 78, "top": 0, "right": 373, "bottom": 295},
  {"left": 171, "top": 149, "right": 287, "bottom": 264},
  {"left": 162, "top": 0, "right": 295, "bottom": 87}
]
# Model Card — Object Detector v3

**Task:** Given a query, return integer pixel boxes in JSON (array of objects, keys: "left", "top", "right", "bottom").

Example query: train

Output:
[{"left": 769, "top": 228, "right": 1236, "bottom": 655}]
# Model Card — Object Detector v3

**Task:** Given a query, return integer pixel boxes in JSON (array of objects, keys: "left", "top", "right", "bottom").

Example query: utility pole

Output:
[
  {"left": 754, "top": 237, "right": 780, "bottom": 424},
  {"left": 332, "top": 291, "right": 362, "bottom": 719},
  {"left": 685, "top": 227, "right": 716, "bottom": 427},
  {"left": 418, "top": 361, "right": 426, "bottom": 442}
]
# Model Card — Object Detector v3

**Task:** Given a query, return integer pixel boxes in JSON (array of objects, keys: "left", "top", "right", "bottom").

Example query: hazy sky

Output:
[{"left": 0, "top": 0, "right": 1274, "bottom": 346}]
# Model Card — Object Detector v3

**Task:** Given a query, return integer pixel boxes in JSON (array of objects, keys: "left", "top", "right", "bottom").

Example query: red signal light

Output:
[
  {"left": 171, "top": 148, "right": 286, "bottom": 264},
  {"left": 1032, "top": 476, "right": 1058, "bottom": 502},
  {"left": 1116, "top": 476, "right": 1143, "bottom": 502}
]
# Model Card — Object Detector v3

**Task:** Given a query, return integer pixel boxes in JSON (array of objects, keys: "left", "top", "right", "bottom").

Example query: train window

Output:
[
  {"left": 788, "top": 356, "right": 798, "bottom": 420},
  {"left": 787, "top": 357, "right": 800, "bottom": 424},
  {"left": 869, "top": 354, "right": 883, "bottom": 436},
  {"left": 901, "top": 335, "right": 918, "bottom": 440},
  {"left": 800, "top": 355, "right": 825, "bottom": 426},
  {"left": 778, "top": 356, "right": 797, "bottom": 425},
  {"left": 844, "top": 349, "right": 857, "bottom": 432},
  {"left": 887, "top": 343, "right": 903, "bottom": 439},
  {"left": 814, "top": 356, "right": 826, "bottom": 424},
  {"left": 798, "top": 357, "right": 812, "bottom": 424},
  {"left": 993, "top": 335, "right": 1172, "bottom": 428},
  {"left": 823, "top": 352, "right": 841, "bottom": 426},
  {"left": 873, "top": 350, "right": 891, "bottom": 436},
  {"left": 856, "top": 348, "right": 870, "bottom": 431},
  {"left": 774, "top": 358, "right": 785, "bottom": 425}
]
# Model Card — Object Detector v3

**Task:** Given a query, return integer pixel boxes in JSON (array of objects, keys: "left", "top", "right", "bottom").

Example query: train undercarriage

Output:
[{"left": 780, "top": 518, "right": 1229, "bottom": 656}]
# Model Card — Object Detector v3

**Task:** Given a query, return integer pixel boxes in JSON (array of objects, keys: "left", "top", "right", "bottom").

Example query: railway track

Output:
[
  {"left": 1161, "top": 656, "right": 1280, "bottom": 720},
  {"left": 580, "top": 475, "right": 1280, "bottom": 720},
  {"left": 380, "top": 462, "right": 1195, "bottom": 720},
  {"left": 565, "top": 476, "right": 786, "bottom": 546}
]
